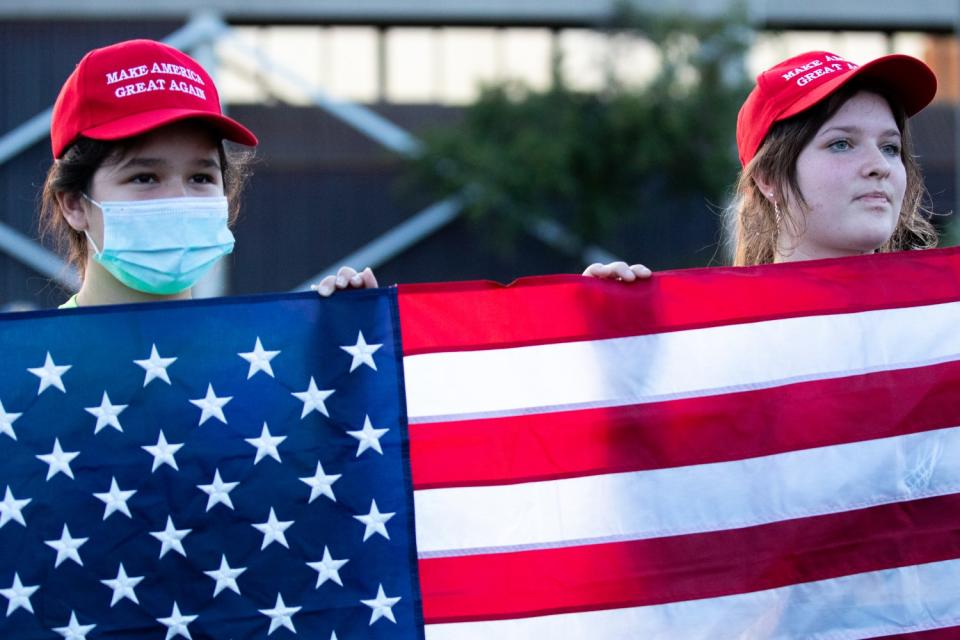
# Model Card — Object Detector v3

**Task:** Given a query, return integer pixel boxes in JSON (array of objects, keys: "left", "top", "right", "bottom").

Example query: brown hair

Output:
[
  {"left": 727, "top": 81, "right": 937, "bottom": 266},
  {"left": 39, "top": 132, "right": 252, "bottom": 279}
]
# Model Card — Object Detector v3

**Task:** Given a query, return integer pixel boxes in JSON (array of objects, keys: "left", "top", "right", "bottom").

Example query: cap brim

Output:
[
  {"left": 81, "top": 108, "right": 258, "bottom": 147},
  {"left": 777, "top": 53, "right": 937, "bottom": 124}
]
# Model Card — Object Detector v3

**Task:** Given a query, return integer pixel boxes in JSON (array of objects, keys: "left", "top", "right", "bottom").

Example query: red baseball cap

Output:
[
  {"left": 736, "top": 50, "right": 936, "bottom": 167},
  {"left": 51, "top": 39, "right": 257, "bottom": 158}
]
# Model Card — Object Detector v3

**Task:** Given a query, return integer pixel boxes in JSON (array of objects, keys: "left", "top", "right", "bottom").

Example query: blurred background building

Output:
[{"left": 1, "top": 0, "right": 958, "bottom": 310}]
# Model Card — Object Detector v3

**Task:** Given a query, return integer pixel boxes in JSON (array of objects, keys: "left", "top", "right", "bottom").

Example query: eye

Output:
[
  {"left": 190, "top": 171, "right": 222, "bottom": 185},
  {"left": 828, "top": 139, "right": 851, "bottom": 152},
  {"left": 129, "top": 173, "right": 158, "bottom": 184},
  {"left": 881, "top": 143, "right": 901, "bottom": 157}
]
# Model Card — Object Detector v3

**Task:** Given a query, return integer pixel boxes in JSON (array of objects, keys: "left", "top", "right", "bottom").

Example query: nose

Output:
[
  {"left": 152, "top": 182, "right": 191, "bottom": 199},
  {"left": 861, "top": 144, "right": 892, "bottom": 180}
]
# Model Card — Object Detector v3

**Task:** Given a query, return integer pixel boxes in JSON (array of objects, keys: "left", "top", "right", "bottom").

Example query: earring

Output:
[{"left": 774, "top": 200, "right": 782, "bottom": 229}]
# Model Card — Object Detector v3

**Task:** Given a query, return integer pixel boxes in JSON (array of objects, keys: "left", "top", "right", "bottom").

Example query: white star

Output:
[
  {"left": 27, "top": 352, "right": 71, "bottom": 395},
  {"left": 45, "top": 524, "right": 88, "bottom": 567},
  {"left": 346, "top": 415, "right": 389, "bottom": 457},
  {"left": 245, "top": 423, "right": 286, "bottom": 465},
  {"left": 361, "top": 584, "right": 401, "bottom": 625},
  {"left": 239, "top": 337, "right": 280, "bottom": 379},
  {"left": 259, "top": 593, "right": 301, "bottom": 635},
  {"left": 306, "top": 546, "right": 349, "bottom": 588},
  {"left": 100, "top": 563, "right": 143, "bottom": 606},
  {"left": 0, "top": 400, "right": 21, "bottom": 441},
  {"left": 252, "top": 508, "right": 293, "bottom": 550},
  {"left": 53, "top": 611, "right": 96, "bottom": 639},
  {"left": 93, "top": 477, "right": 136, "bottom": 520},
  {"left": 134, "top": 344, "right": 177, "bottom": 386},
  {"left": 353, "top": 499, "right": 395, "bottom": 542},
  {"left": 0, "top": 573, "right": 38, "bottom": 616},
  {"left": 142, "top": 431, "right": 184, "bottom": 472},
  {"left": 197, "top": 469, "right": 238, "bottom": 511},
  {"left": 0, "top": 486, "right": 30, "bottom": 528},
  {"left": 291, "top": 377, "right": 334, "bottom": 418},
  {"left": 157, "top": 602, "right": 197, "bottom": 640},
  {"left": 341, "top": 330, "right": 382, "bottom": 372},
  {"left": 189, "top": 384, "right": 232, "bottom": 426},
  {"left": 36, "top": 438, "right": 80, "bottom": 481},
  {"left": 85, "top": 391, "right": 128, "bottom": 434},
  {"left": 204, "top": 554, "right": 246, "bottom": 597},
  {"left": 299, "top": 461, "right": 341, "bottom": 503},
  {"left": 150, "top": 516, "right": 191, "bottom": 559}
]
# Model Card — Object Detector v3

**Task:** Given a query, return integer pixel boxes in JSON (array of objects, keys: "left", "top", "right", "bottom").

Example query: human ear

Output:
[
  {"left": 57, "top": 191, "right": 90, "bottom": 232},
  {"left": 752, "top": 174, "right": 776, "bottom": 203}
]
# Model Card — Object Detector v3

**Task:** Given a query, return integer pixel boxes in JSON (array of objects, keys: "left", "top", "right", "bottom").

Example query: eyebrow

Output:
[
  {"left": 819, "top": 125, "right": 901, "bottom": 138},
  {"left": 116, "top": 157, "right": 222, "bottom": 171}
]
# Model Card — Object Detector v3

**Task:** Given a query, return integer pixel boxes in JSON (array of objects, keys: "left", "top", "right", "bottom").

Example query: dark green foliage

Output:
[{"left": 407, "top": 6, "right": 753, "bottom": 257}]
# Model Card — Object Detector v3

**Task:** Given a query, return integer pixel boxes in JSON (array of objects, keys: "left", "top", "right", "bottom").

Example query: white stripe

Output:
[
  {"left": 424, "top": 558, "right": 960, "bottom": 640},
  {"left": 415, "top": 426, "right": 960, "bottom": 556},
  {"left": 404, "top": 301, "right": 960, "bottom": 422}
]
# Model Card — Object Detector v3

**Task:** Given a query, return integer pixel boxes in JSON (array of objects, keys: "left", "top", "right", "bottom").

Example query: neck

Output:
[
  {"left": 773, "top": 233, "right": 871, "bottom": 263},
  {"left": 773, "top": 246, "right": 870, "bottom": 263},
  {"left": 74, "top": 259, "right": 192, "bottom": 307}
]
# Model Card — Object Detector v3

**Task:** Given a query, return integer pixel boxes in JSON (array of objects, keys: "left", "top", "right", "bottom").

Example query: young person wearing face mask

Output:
[
  {"left": 42, "top": 38, "right": 376, "bottom": 309},
  {"left": 582, "top": 50, "right": 938, "bottom": 279}
]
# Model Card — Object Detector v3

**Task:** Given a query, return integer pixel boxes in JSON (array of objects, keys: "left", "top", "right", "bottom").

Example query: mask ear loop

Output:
[
  {"left": 84, "top": 230, "right": 103, "bottom": 257},
  {"left": 79, "top": 192, "right": 104, "bottom": 257},
  {"left": 80, "top": 192, "right": 100, "bottom": 207}
]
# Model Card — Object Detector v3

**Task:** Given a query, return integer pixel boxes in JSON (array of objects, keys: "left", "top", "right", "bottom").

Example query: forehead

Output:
[
  {"left": 105, "top": 121, "right": 221, "bottom": 166},
  {"left": 818, "top": 91, "right": 899, "bottom": 133}
]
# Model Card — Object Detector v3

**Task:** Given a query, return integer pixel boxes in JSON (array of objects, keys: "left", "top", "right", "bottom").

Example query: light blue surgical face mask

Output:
[{"left": 82, "top": 194, "right": 235, "bottom": 295}]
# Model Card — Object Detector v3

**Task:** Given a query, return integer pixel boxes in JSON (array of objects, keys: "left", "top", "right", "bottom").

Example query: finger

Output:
[
  {"left": 630, "top": 264, "right": 652, "bottom": 279},
  {"left": 612, "top": 262, "right": 636, "bottom": 281},
  {"left": 591, "top": 263, "right": 618, "bottom": 278},
  {"left": 596, "top": 261, "right": 629, "bottom": 280},
  {"left": 335, "top": 265, "right": 358, "bottom": 289},
  {"left": 348, "top": 268, "right": 374, "bottom": 288},
  {"left": 582, "top": 263, "right": 604, "bottom": 277},
  {"left": 359, "top": 267, "right": 378, "bottom": 289},
  {"left": 311, "top": 276, "right": 336, "bottom": 297}
]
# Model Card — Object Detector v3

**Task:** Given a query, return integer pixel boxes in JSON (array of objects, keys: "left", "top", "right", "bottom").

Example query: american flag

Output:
[
  {"left": 4, "top": 247, "right": 960, "bottom": 639},
  {"left": 399, "top": 247, "right": 960, "bottom": 639},
  {"left": 0, "top": 291, "right": 421, "bottom": 639}
]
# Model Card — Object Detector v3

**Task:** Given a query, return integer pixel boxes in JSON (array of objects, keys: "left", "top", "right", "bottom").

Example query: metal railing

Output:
[{"left": 0, "top": 11, "right": 617, "bottom": 296}]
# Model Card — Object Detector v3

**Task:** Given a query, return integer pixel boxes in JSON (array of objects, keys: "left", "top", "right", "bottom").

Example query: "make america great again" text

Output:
[{"left": 104, "top": 61, "right": 207, "bottom": 100}]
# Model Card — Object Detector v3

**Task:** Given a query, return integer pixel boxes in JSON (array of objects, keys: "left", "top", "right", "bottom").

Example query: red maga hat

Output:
[
  {"left": 51, "top": 39, "right": 257, "bottom": 158},
  {"left": 736, "top": 50, "right": 936, "bottom": 167}
]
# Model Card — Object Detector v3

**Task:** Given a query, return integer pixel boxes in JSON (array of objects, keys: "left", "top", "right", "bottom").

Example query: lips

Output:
[{"left": 854, "top": 191, "right": 890, "bottom": 204}]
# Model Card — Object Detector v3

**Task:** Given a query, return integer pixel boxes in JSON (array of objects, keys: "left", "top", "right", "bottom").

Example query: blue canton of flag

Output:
[{"left": 0, "top": 290, "right": 422, "bottom": 639}]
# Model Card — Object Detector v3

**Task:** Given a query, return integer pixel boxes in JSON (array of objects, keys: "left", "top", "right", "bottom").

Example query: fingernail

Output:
[
  {"left": 319, "top": 284, "right": 333, "bottom": 296},
  {"left": 336, "top": 277, "right": 346, "bottom": 287},
  {"left": 351, "top": 275, "right": 362, "bottom": 285}
]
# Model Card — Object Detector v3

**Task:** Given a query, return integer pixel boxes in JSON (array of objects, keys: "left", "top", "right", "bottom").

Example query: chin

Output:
[
  {"left": 841, "top": 236, "right": 892, "bottom": 256},
  {"left": 843, "top": 223, "right": 897, "bottom": 254}
]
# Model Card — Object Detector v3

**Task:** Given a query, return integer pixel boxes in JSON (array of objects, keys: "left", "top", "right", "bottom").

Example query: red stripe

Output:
[
  {"left": 398, "top": 247, "right": 960, "bottom": 355},
  {"left": 418, "top": 493, "right": 960, "bottom": 624},
  {"left": 410, "top": 359, "right": 960, "bottom": 489},
  {"left": 871, "top": 629, "right": 960, "bottom": 639}
]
